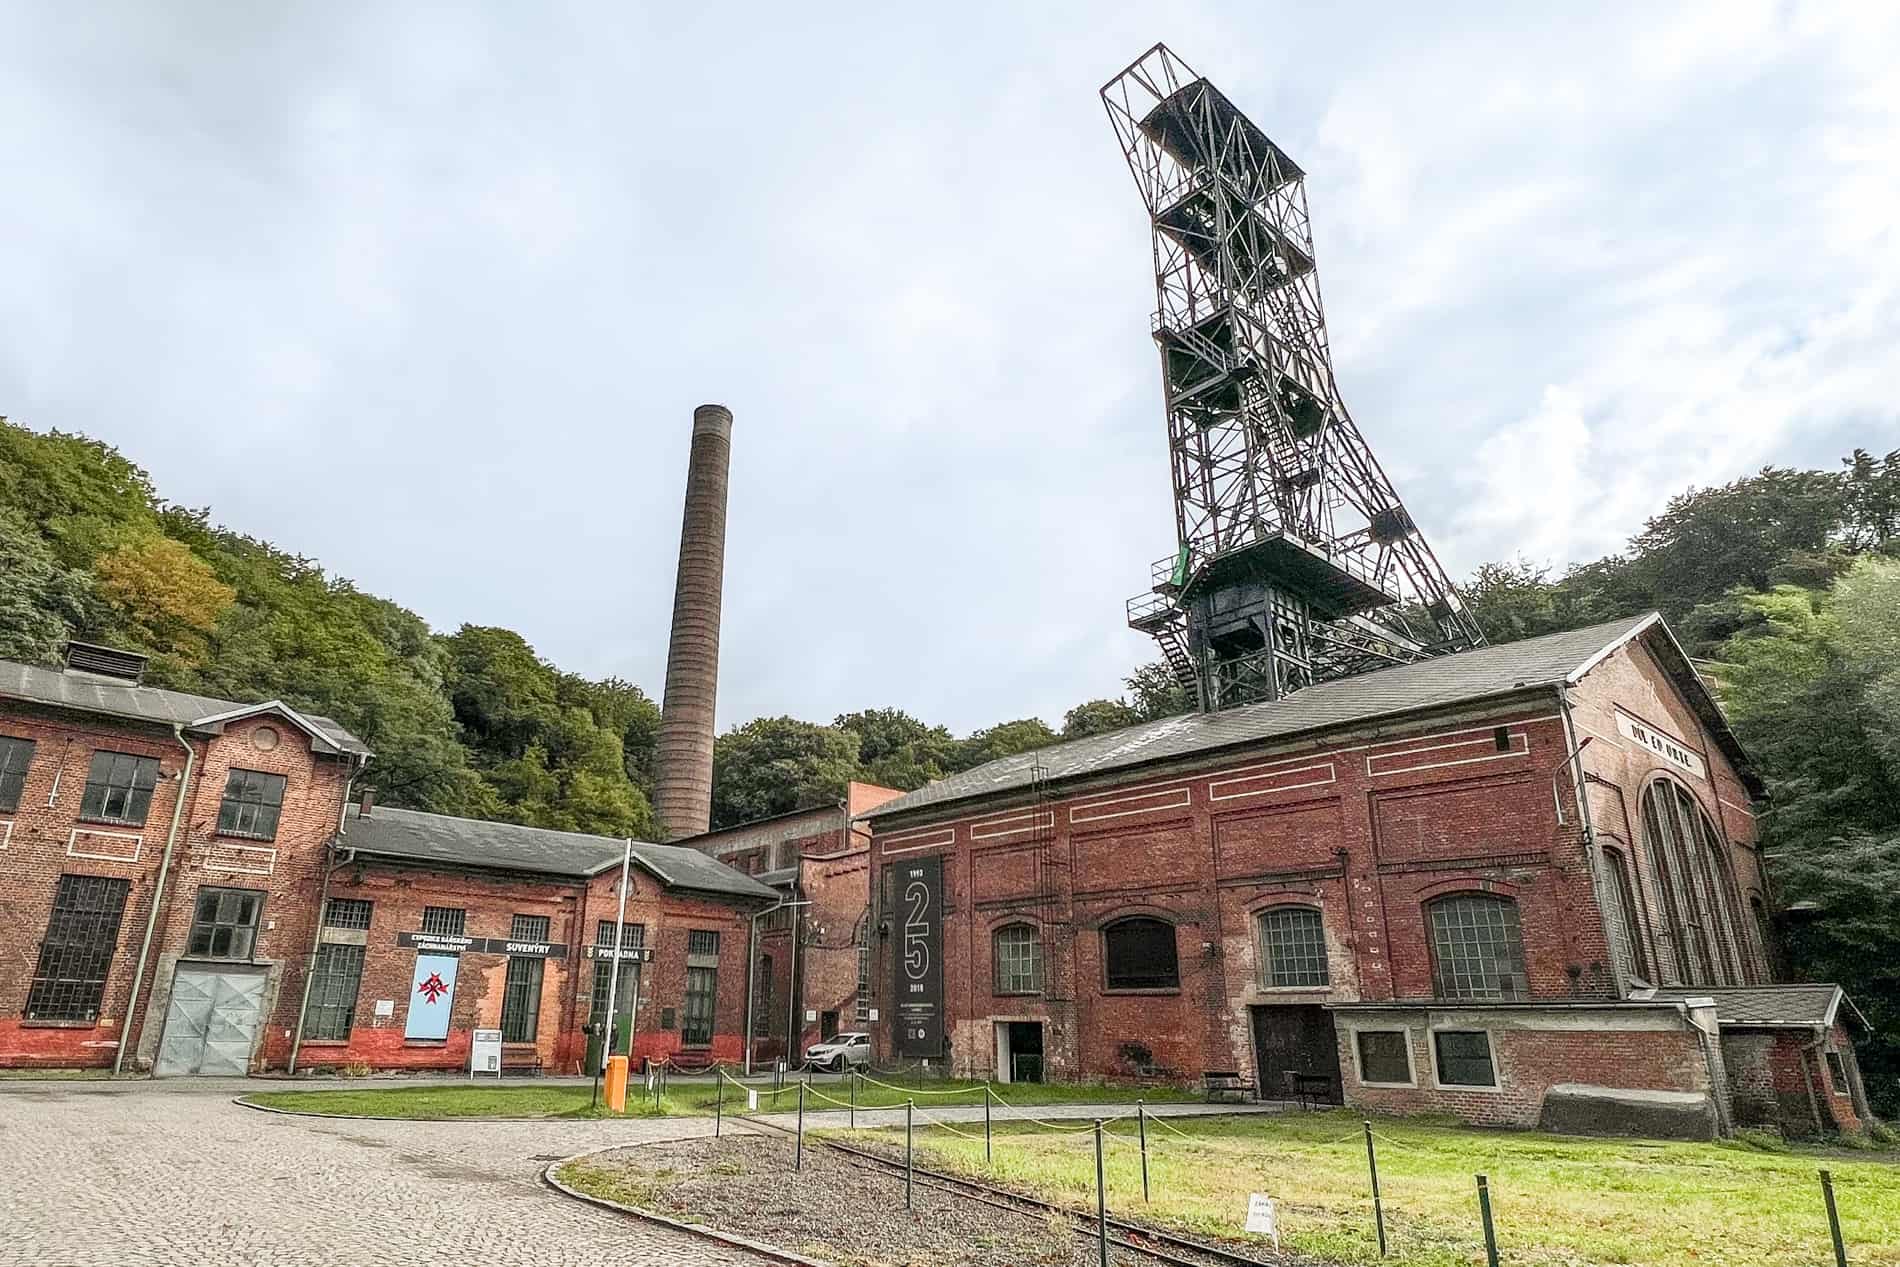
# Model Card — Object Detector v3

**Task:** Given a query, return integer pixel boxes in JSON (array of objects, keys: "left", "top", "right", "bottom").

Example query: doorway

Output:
[
  {"left": 1249, "top": 1004, "right": 1342, "bottom": 1103},
  {"left": 586, "top": 963, "right": 640, "bottom": 1075},
  {"left": 154, "top": 965, "right": 266, "bottom": 1077},
  {"left": 994, "top": 1020, "right": 1044, "bottom": 1084}
]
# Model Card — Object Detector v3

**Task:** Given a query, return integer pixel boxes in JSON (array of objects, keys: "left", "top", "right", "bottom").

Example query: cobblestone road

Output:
[{"left": 0, "top": 1080, "right": 769, "bottom": 1266}]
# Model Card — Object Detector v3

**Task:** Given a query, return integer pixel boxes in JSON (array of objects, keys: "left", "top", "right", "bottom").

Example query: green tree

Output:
[
  {"left": 711, "top": 716, "right": 862, "bottom": 828},
  {"left": 835, "top": 707, "right": 956, "bottom": 791},
  {"left": 1124, "top": 661, "right": 1195, "bottom": 721},
  {"left": 952, "top": 717, "right": 1059, "bottom": 770},
  {"left": 93, "top": 530, "right": 235, "bottom": 660},
  {"left": 1462, "top": 558, "right": 1564, "bottom": 643},
  {"left": 0, "top": 507, "right": 102, "bottom": 663},
  {"left": 1061, "top": 698, "right": 1140, "bottom": 739},
  {"left": 1840, "top": 447, "right": 1900, "bottom": 553},
  {"left": 1627, "top": 468, "right": 1846, "bottom": 619}
]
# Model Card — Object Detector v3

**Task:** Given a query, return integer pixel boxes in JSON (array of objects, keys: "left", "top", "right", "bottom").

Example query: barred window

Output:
[
  {"left": 855, "top": 936, "right": 870, "bottom": 1024},
  {"left": 1258, "top": 906, "right": 1329, "bottom": 987},
  {"left": 216, "top": 769, "right": 286, "bottom": 840},
  {"left": 421, "top": 906, "right": 465, "bottom": 937},
  {"left": 0, "top": 735, "right": 35, "bottom": 812},
  {"left": 993, "top": 923, "right": 1043, "bottom": 995},
  {"left": 79, "top": 751, "right": 159, "bottom": 826},
  {"left": 510, "top": 914, "right": 550, "bottom": 943},
  {"left": 1433, "top": 1030, "right": 1498, "bottom": 1087},
  {"left": 754, "top": 954, "right": 774, "bottom": 1035},
  {"left": 324, "top": 898, "right": 373, "bottom": 930},
  {"left": 687, "top": 929, "right": 720, "bottom": 958},
  {"left": 596, "top": 920, "right": 644, "bottom": 949},
  {"left": 682, "top": 965, "right": 717, "bottom": 1046},
  {"left": 1103, "top": 916, "right": 1178, "bottom": 991},
  {"left": 1428, "top": 895, "right": 1527, "bottom": 1000},
  {"left": 26, "top": 875, "right": 131, "bottom": 1021},
  {"left": 500, "top": 956, "right": 544, "bottom": 1042},
  {"left": 305, "top": 943, "right": 365, "bottom": 1041},
  {"left": 187, "top": 887, "right": 262, "bottom": 959}
]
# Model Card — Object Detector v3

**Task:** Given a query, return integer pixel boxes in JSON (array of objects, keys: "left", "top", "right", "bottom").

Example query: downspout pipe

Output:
[{"left": 115, "top": 723, "right": 196, "bottom": 1075}]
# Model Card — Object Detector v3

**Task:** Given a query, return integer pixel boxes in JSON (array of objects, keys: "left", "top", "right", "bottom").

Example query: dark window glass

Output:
[
  {"left": 1750, "top": 896, "right": 1775, "bottom": 980},
  {"left": 1356, "top": 1030, "right": 1412, "bottom": 1084},
  {"left": 305, "top": 943, "right": 365, "bottom": 1040},
  {"left": 79, "top": 751, "right": 158, "bottom": 826},
  {"left": 1428, "top": 896, "right": 1528, "bottom": 1000},
  {"left": 1824, "top": 1051, "right": 1849, "bottom": 1094},
  {"left": 0, "top": 735, "right": 35, "bottom": 812},
  {"left": 754, "top": 954, "right": 773, "bottom": 1035},
  {"left": 187, "top": 886, "right": 262, "bottom": 959},
  {"left": 994, "top": 924, "right": 1043, "bottom": 994},
  {"left": 26, "top": 875, "right": 131, "bottom": 1021},
  {"left": 1259, "top": 906, "right": 1329, "bottom": 987},
  {"left": 1434, "top": 1030, "right": 1497, "bottom": 1087},
  {"left": 421, "top": 906, "right": 465, "bottom": 937},
  {"left": 855, "top": 934, "right": 870, "bottom": 1024},
  {"left": 323, "top": 898, "right": 373, "bottom": 930},
  {"left": 500, "top": 956, "right": 544, "bottom": 1042},
  {"left": 1601, "top": 847, "right": 1649, "bottom": 982},
  {"left": 682, "top": 965, "right": 717, "bottom": 1045},
  {"left": 595, "top": 920, "right": 644, "bottom": 949},
  {"left": 509, "top": 914, "right": 550, "bottom": 943},
  {"left": 216, "top": 769, "right": 286, "bottom": 840},
  {"left": 687, "top": 929, "right": 720, "bottom": 959},
  {"left": 1103, "top": 917, "right": 1179, "bottom": 990}
]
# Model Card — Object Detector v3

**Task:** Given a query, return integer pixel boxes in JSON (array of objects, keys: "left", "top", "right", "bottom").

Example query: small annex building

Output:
[{"left": 861, "top": 614, "right": 1871, "bottom": 1137}]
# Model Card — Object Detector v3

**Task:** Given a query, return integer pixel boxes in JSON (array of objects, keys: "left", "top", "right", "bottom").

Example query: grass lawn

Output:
[
  {"left": 243, "top": 1074, "right": 1201, "bottom": 1120},
  {"left": 869, "top": 1109, "right": 1900, "bottom": 1267}
]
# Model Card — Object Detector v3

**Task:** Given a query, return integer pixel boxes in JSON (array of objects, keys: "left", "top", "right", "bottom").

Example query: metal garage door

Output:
[{"left": 155, "top": 966, "right": 265, "bottom": 1077}]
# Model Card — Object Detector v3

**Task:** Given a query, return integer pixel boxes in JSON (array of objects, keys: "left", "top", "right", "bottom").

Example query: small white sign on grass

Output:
[
  {"left": 747, "top": 1088, "right": 759, "bottom": 1112},
  {"left": 1245, "top": 1193, "right": 1280, "bottom": 1248}
]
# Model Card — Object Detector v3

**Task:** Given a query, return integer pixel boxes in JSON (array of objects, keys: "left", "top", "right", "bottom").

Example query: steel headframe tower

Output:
[{"left": 1103, "top": 44, "right": 1483, "bottom": 712}]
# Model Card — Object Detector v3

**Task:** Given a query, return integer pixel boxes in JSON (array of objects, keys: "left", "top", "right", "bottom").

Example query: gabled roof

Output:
[
  {"left": 1649, "top": 984, "right": 1859, "bottom": 1029},
  {"left": 341, "top": 804, "right": 777, "bottom": 900},
  {"left": 865, "top": 614, "right": 1751, "bottom": 823},
  {"left": 0, "top": 658, "right": 371, "bottom": 757}
]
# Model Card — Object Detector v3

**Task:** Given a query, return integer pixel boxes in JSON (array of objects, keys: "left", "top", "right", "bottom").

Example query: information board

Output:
[
  {"left": 470, "top": 1028, "right": 502, "bottom": 1077},
  {"left": 894, "top": 853, "right": 944, "bottom": 1057}
]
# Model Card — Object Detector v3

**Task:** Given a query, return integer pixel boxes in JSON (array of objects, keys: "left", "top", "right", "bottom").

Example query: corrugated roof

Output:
[
  {"left": 342, "top": 804, "right": 777, "bottom": 899},
  {"left": 1650, "top": 984, "right": 1848, "bottom": 1028},
  {"left": 0, "top": 658, "right": 371, "bottom": 756},
  {"left": 865, "top": 614, "right": 1677, "bottom": 822}
]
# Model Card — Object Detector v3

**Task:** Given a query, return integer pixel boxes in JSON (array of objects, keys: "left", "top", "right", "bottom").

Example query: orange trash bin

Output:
[{"left": 604, "top": 1054, "right": 629, "bottom": 1113}]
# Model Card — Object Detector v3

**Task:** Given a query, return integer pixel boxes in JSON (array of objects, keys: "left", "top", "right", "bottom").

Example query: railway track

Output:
[{"left": 741, "top": 1113, "right": 1290, "bottom": 1267}]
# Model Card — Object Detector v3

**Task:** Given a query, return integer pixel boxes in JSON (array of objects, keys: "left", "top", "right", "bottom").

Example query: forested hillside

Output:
[{"left": 4, "top": 418, "right": 1897, "bottom": 1110}]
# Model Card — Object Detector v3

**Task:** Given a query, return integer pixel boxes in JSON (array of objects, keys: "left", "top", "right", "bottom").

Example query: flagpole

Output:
[{"left": 591, "top": 837, "right": 635, "bottom": 1108}]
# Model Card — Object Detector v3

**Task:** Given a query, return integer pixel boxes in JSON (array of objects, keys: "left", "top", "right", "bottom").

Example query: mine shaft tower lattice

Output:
[{"left": 1104, "top": 44, "right": 1484, "bottom": 711}]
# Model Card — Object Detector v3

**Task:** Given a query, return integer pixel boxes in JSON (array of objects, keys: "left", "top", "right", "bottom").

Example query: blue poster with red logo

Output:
[{"left": 404, "top": 952, "right": 458, "bottom": 1039}]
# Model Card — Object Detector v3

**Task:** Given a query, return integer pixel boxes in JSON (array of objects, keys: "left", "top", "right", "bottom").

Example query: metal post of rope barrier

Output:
[
  {"left": 1093, "top": 1119, "right": 1109, "bottom": 1267},
  {"left": 984, "top": 1084, "right": 993, "bottom": 1164},
  {"left": 905, "top": 1100, "right": 915, "bottom": 1209},
  {"left": 849, "top": 1068, "right": 857, "bottom": 1129},
  {"left": 1137, "top": 1099, "right": 1150, "bottom": 1203},
  {"left": 1476, "top": 1174, "right": 1500, "bottom": 1267},
  {"left": 1821, "top": 1170, "right": 1848, "bottom": 1267},
  {"left": 715, "top": 1070, "right": 724, "bottom": 1138},
  {"left": 796, "top": 1079, "right": 806, "bottom": 1172},
  {"left": 1365, "top": 1121, "right": 1387, "bottom": 1257}
]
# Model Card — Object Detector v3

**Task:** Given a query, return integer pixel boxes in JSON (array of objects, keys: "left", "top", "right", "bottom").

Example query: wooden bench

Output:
[
  {"left": 1283, "top": 1070, "right": 1335, "bottom": 1109},
  {"left": 501, "top": 1046, "right": 543, "bottom": 1077},
  {"left": 1203, "top": 1069, "right": 1256, "bottom": 1102}
]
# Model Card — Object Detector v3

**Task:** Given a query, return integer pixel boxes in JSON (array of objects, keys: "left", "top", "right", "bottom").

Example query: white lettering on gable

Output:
[{"left": 1615, "top": 711, "right": 1707, "bottom": 781}]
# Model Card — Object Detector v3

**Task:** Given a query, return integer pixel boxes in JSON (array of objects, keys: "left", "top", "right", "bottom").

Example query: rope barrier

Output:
[
  {"left": 856, "top": 1073, "right": 986, "bottom": 1097},
  {"left": 803, "top": 1084, "right": 858, "bottom": 1110},
  {"left": 912, "top": 1105, "right": 995, "bottom": 1143}
]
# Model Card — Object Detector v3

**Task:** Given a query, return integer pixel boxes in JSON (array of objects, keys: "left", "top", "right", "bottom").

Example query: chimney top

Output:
[
  {"left": 692, "top": 403, "right": 733, "bottom": 439},
  {"left": 359, "top": 788, "right": 376, "bottom": 818},
  {"left": 63, "top": 641, "right": 149, "bottom": 684}
]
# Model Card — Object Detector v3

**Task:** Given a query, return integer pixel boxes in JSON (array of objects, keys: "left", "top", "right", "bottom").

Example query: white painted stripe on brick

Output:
[
  {"left": 1070, "top": 786, "right": 1191, "bottom": 823},
  {"left": 971, "top": 810, "right": 1054, "bottom": 840},
  {"left": 1365, "top": 730, "right": 1527, "bottom": 777},
  {"left": 67, "top": 827, "right": 141, "bottom": 863},
  {"left": 204, "top": 843, "right": 277, "bottom": 875},
  {"left": 1209, "top": 762, "right": 1336, "bottom": 803}
]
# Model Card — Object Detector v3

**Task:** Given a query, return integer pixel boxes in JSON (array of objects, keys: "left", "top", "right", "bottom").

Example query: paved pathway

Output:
[{"left": 0, "top": 1078, "right": 1284, "bottom": 1266}]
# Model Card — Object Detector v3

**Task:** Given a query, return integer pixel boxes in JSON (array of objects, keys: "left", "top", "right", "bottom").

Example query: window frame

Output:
[
  {"left": 323, "top": 897, "right": 373, "bottom": 931},
  {"left": 0, "top": 734, "right": 36, "bottom": 813},
  {"left": 1351, "top": 1027, "right": 1417, "bottom": 1088},
  {"left": 186, "top": 885, "right": 265, "bottom": 961},
  {"left": 78, "top": 750, "right": 160, "bottom": 827},
  {"left": 215, "top": 768, "right": 287, "bottom": 842},
  {"left": 304, "top": 942, "right": 366, "bottom": 1042},
  {"left": 1101, "top": 915, "right": 1180, "bottom": 993},
  {"left": 1426, "top": 894, "right": 1529, "bottom": 1001},
  {"left": 1430, "top": 1028, "right": 1502, "bottom": 1092},
  {"left": 500, "top": 956, "right": 544, "bottom": 1043},
  {"left": 25, "top": 875, "right": 132, "bottom": 1023},
  {"left": 1600, "top": 846, "right": 1651, "bottom": 986},
  {"left": 1823, "top": 1050, "right": 1850, "bottom": 1097},
  {"left": 420, "top": 906, "right": 466, "bottom": 938},
  {"left": 992, "top": 922, "right": 1044, "bottom": 996},
  {"left": 681, "top": 965, "right": 718, "bottom": 1047},
  {"left": 1256, "top": 904, "right": 1330, "bottom": 989}
]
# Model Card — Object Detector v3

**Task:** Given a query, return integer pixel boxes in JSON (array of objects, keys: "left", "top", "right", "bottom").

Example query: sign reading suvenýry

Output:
[
  {"left": 397, "top": 932, "right": 569, "bottom": 958},
  {"left": 894, "top": 853, "right": 945, "bottom": 1058}
]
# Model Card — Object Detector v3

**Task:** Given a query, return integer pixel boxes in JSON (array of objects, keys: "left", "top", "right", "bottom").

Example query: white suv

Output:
[{"left": 804, "top": 1031, "right": 872, "bottom": 1072}]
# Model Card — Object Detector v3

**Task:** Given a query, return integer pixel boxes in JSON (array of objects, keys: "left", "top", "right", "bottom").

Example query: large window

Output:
[
  {"left": 1433, "top": 1030, "right": 1499, "bottom": 1088},
  {"left": 305, "top": 944, "right": 366, "bottom": 1041},
  {"left": 216, "top": 769, "right": 287, "bottom": 840},
  {"left": 187, "top": 887, "right": 263, "bottom": 959},
  {"left": 421, "top": 906, "right": 466, "bottom": 938},
  {"left": 682, "top": 930, "right": 720, "bottom": 1046},
  {"left": 993, "top": 923, "right": 1043, "bottom": 995},
  {"left": 855, "top": 932, "right": 871, "bottom": 1024},
  {"left": 0, "top": 735, "right": 35, "bottom": 812},
  {"left": 1600, "top": 847, "right": 1650, "bottom": 983},
  {"left": 754, "top": 954, "right": 774, "bottom": 1035},
  {"left": 25, "top": 875, "right": 131, "bottom": 1021},
  {"left": 79, "top": 751, "right": 159, "bottom": 826},
  {"left": 1103, "top": 916, "right": 1179, "bottom": 991},
  {"left": 1428, "top": 895, "right": 1528, "bottom": 1000},
  {"left": 588, "top": 923, "right": 644, "bottom": 1023},
  {"left": 499, "top": 915, "right": 549, "bottom": 1043},
  {"left": 1355, "top": 1030, "right": 1414, "bottom": 1086},
  {"left": 324, "top": 898, "right": 373, "bottom": 930},
  {"left": 1258, "top": 906, "right": 1329, "bottom": 987},
  {"left": 1640, "top": 779, "right": 1743, "bottom": 986}
]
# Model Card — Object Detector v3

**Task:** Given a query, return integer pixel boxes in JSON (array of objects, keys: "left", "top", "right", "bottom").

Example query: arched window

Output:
[
  {"left": 1257, "top": 906, "right": 1329, "bottom": 987},
  {"left": 993, "top": 923, "right": 1043, "bottom": 995},
  {"left": 1749, "top": 894, "right": 1776, "bottom": 981},
  {"left": 1640, "top": 778, "right": 1742, "bottom": 986},
  {"left": 1428, "top": 895, "right": 1527, "bottom": 1000},
  {"left": 1103, "top": 917, "right": 1178, "bottom": 991},
  {"left": 1600, "top": 846, "right": 1650, "bottom": 984}
]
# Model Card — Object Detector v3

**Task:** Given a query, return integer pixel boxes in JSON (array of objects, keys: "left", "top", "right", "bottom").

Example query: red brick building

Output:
[
  {"left": 863, "top": 615, "right": 1871, "bottom": 1137},
  {"left": 680, "top": 782, "right": 902, "bottom": 1065},
  {"left": 0, "top": 643, "right": 773, "bottom": 1076}
]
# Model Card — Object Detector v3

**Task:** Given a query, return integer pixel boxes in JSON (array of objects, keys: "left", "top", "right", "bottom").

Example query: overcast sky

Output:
[{"left": 3, "top": 3, "right": 1896, "bottom": 735}]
